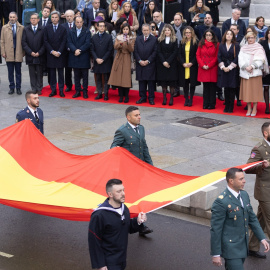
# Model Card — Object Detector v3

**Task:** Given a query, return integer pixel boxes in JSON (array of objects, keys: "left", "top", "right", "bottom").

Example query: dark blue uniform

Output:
[{"left": 16, "top": 107, "right": 44, "bottom": 134}]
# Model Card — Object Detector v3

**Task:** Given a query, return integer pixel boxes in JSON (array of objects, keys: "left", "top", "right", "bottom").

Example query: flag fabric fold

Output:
[{"left": 0, "top": 120, "right": 260, "bottom": 221}]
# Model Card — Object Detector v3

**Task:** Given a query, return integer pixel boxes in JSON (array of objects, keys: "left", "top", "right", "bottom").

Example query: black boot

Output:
[
  {"left": 118, "top": 87, "right": 124, "bottom": 102},
  {"left": 188, "top": 87, "right": 195, "bottom": 107},
  {"left": 83, "top": 90, "right": 88, "bottom": 99},
  {"left": 169, "top": 87, "right": 174, "bottom": 106},
  {"left": 183, "top": 85, "right": 189, "bottom": 106},
  {"left": 264, "top": 86, "right": 270, "bottom": 114},
  {"left": 59, "top": 90, "right": 65, "bottom": 97},
  {"left": 162, "top": 88, "right": 167, "bottom": 105},
  {"left": 124, "top": 88, "right": 129, "bottom": 103}
]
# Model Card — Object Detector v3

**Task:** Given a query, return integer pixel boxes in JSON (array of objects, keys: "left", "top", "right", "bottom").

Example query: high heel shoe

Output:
[
  {"left": 246, "top": 112, "right": 251, "bottom": 116},
  {"left": 251, "top": 111, "right": 257, "bottom": 117}
]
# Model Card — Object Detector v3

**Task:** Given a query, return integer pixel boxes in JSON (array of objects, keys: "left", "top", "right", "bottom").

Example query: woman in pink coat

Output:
[{"left": 196, "top": 29, "right": 219, "bottom": 109}]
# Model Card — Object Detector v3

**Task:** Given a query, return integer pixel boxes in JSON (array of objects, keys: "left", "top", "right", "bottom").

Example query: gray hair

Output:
[
  {"left": 51, "top": 10, "right": 60, "bottom": 18},
  {"left": 142, "top": 23, "right": 150, "bottom": 30},
  {"left": 65, "top": 9, "right": 75, "bottom": 16},
  {"left": 9, "top": 11, "right": 17, "bottom": 17},
  {"left": 232, "top": 8, "right": 241, "bottom": 14},
  {"left": 30, "top": 13, "right": 40, "bottom": 18}
]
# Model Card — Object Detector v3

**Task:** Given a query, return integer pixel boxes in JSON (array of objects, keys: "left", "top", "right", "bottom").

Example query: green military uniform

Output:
[
  {"left": 110, "top": 122, "right": 153, "bottom": 165},
  {"left": 22, "top": 0, "right": 42, "bottom": 26},
  {"left": 210, "top": 188, "right": 265, "bottom": 270},
  {"left": 245, "top": 139, "right": 270, "bottom": 252}
]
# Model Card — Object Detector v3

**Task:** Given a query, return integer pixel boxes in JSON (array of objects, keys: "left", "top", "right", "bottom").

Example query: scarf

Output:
[
  {"left": 121, "top": 12, "right": 133, "bottom": 27},
  {"left": 241, "top": 42, "right": 269, "bottom": 73}
]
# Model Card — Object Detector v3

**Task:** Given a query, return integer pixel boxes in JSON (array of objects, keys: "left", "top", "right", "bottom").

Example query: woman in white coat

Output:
[{"left": 239, "top": 31, "right": 269, "bottom": 116}]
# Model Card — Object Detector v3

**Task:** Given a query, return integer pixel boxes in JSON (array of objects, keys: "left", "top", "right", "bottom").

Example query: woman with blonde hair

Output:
[
  {"left": 179, "top": 26, "right": 200, "bottom": 107},
  {"left": 107, "top": 0, "right": 120, "bottom": 27},
  {"left": 156, "top": 24, "right": 178, "bottom": 106},
  {"left": 239, "top": 31, "right": 269, "bottom": 116},
  {"left": 117, "top": 2, "right": 139, "bottom": 32},
  {"left": 108, "top": 23, "right": 136, "bottom": 103}
]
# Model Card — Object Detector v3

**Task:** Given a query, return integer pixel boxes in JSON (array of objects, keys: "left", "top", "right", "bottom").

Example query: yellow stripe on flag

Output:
[{"left": 0, "top": 146, "right": 106, "bottom": 209}]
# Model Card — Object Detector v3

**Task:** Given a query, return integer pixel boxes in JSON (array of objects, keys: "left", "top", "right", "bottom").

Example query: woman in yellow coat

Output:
[{"left": 108, "top": 23, "right": 136, "bottom": 103}]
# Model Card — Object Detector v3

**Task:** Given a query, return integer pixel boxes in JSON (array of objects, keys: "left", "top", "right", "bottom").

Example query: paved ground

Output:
[{"left": 0, "top": 60, "right": 270, "bottom": 269}]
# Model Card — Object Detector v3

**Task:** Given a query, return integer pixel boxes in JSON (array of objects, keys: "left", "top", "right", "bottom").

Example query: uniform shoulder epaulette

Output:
[{"left": 217, "top": 190, "right": 227, "bottom": 200}]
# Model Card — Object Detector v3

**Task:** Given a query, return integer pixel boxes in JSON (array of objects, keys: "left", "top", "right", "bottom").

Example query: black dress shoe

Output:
[
  {"left": 95, "top": 94, "right": 102, "bottom": 100},
  {"left": 83, "top": 92, "right": 88, "bottom": 99},
  {"left": 59, "top": 91, "right": 65, "bottom": 97},
  {"left": 16, "top": 88, "right": 22, "bottom": 95},
  {"left": 65, "top": 87, "right": 72, "bottom": 92},
  {"left": 149, "top": 100, "right": 155, "bottom": 105},
  {"left": 49, "top": 91, "right": 56, "bottom": 97},
  {"left": 173, "top": 91, "right": 180, "bottom": 97},
  {"left": 208, "top": 106, "right": 215, "bottom": 110},
  {"left": 124, "top": 97, "right": 129, "bottom": 103},
  {"left": 248, "top": 250, "right": 266, "bottom": 259},
  {"left": 237, "top": 100, "right": 242, "bottom": 106},
  {"left": 139, "top": 225, "right": 153, "bottom": 236},
  {"left": 217, "top": 94, "right": 224, "bottom": 101},
  {"left": 8, "top": 89, "right": 14, "bottom": 95},
  {"left": 72, "top": 92, "right": 81, "bottom": 98},
  {"left": 136, "top": 98, "right": 147, "bottom": 104},
  {"left": 223, "top": 108, "right": 228, "bottom": 113},
  {"left": 119, "top": 97, "right": 123, "bottom": 103},
  {"left": 104, "top": 95, "right": 109, "bottom": 101}
]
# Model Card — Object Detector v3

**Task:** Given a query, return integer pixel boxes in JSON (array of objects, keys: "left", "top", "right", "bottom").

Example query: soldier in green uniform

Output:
[
  {"left": 210, "top": 167, "right": 269, "bottom": 270},
  {"left": 245, "top": 122, "right": 270, "bottom": 258},
  {"left": 21, "top": 0, "right": 42, "bottom": 26}
]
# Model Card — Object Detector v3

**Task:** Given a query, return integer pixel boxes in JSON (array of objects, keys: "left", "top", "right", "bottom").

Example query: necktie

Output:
[
  {"left": 12, "top": 24, "right": 16, "bottom": 49},
  {"left": 134, "top": 127, "right": 138, "bottom": 133},
  {"left": 237, "top": 194, "right": 244, "bottom": 208},
  {"left": 144, "top": 36, "right": 147, "bottom": 42},
  {"left": 54, "top": 25, "right": 57, "bottom": 32},
  {"left": 94, "top": 9, "right": 97, "bottom": 19},
  {"left": 43, "top": 19, "right": 46, "bottom": 26},
  {"left": 34, "top": 111, "right": 39, "bottom": 123},
  {"left": 33, "top": 26, "right": 36, "bottom": 33},
  {"left": 69, "top": 23, "right": 72, "bottom": 29}
]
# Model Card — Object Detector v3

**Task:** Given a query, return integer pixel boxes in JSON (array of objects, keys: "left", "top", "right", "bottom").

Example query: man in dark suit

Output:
[
  {"left": 67, "top": 16, "right": 91, "bottom": 99},
  {"left": 111, "top": 106, "right": 153, "bottom": 236},
  {"left": 153, "top": 11, "right": 164, "bottom": 36},
  {"left": 134, "top": 24, "right": 157, "bottom": 105},
  {"left": 211, "top": 167, "right": 269, "bottom": 269},
  {"left": 84, "top": 0, "right": 104, "bottom": 28},
  {"left": 222, "top": 8, "right": 246, "bottom": 38},
  {"left": 62, "top": 9, "right": 75, "bottom": 92},
  {"left": 172, "top": 12, "right": 187, "bottom": 97},
  {"left": 91, "top": 20, "right": 113, "bottom": 101},
  {"left": 16, "top": 90, "right": 44, "bottom": 134},
  {"left": 38, "top": 6, "right": 51, "bottom": 27},
  {"left": 193, "top": 13, "right": 221, "bottom": 42},
  {"left": 245, "top": 122, "right": 270, "bottom": 259},
  {"left": 22, "top": 13, "right": 45, "bottom": 95},
  {"left": 96, "top": 10, "right": 112, "bottom": 34},
  {"left": 230, "top": 23, "right": 243, "bottom": 43},
  {"left": 44, "top": 10, "right": 67, "bottom": 97}
]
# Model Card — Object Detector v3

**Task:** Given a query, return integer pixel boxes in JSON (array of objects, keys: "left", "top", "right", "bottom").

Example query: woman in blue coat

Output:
[{"left": 217, "top": 30, "right": 240, "bottom": 113}]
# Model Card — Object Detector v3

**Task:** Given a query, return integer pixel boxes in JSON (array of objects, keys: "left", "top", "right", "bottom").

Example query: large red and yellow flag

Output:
[{"left": 0, "top": 120, "right": 260, "bottom": 221}]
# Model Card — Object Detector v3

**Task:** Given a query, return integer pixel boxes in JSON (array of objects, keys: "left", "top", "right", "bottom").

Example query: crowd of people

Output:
[{"left": 1, "top": 0, "right": 270, "bottom": 114}]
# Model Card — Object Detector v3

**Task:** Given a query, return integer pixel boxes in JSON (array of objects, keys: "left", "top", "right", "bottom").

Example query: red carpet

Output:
[{"left": 41, "top": 85, "right": 270, "bottom": 119}]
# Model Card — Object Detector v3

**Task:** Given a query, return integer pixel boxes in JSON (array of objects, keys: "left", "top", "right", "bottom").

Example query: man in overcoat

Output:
[
  {"left": 22, "top": 13, "right": 45, "bottom": 95},
  {"left": 44, "top": 10, "right": 67, "bottom": 97},
  {"left": 1, "top": 11, "right": 24, "bottom": 95},
  {"left": 211, "top": 167, "right": 269, "bottom": 269},
  {"left": 67, "top": 16, "right": 91, "bottom": 99},
  {"left": 245, "top": 122, "right": 270, "bottom": 258},
  {"left": 134, "top": 24, "right": 157, "bottom": 105},
  {"left": 91, "top": 20, "right": 113, "bottom": 101}
]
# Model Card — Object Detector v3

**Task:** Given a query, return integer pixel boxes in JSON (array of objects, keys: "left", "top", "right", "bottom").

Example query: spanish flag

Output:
[{"left": 0, "top": 120, "right": 260, "bottom": 221}]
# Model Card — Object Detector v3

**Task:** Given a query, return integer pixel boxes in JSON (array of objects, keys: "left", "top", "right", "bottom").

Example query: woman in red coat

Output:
[{"left": 196, "top": 29, "right": 219, "bottom": 109}]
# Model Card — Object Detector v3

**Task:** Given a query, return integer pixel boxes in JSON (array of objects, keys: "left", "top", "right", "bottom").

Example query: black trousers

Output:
[
  {"left": 118, "top": 87, "right": 129, "bottom": 98},
  {"left": 65, "top": 66, "right": 73, "bottom": 88},
  {"left": 28, "top": 64, "right": 43, "bottom": 92},
  {"left": 139, "top": 80, "right": 155, "bottom": 101},
  {"left": 49, "top": 67, "right": 64, "bottom": 92},
  {"left": 74, "top": 68, "right": 88, "bottom": 92},
  {"left": 224, "top": 87, "right": 236, "bottom": 111},
  {"left": 183, "top": 79, "right": 195, "bottom": 98},
  {"left": 96, "top": 73, "right": 109, "bottom": 95},
  {"left": 107, "top": 262, "right": 126, "bottom": 270},
  {"left": 203, "top": 82, "right": 216, "bottom": 108}
]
